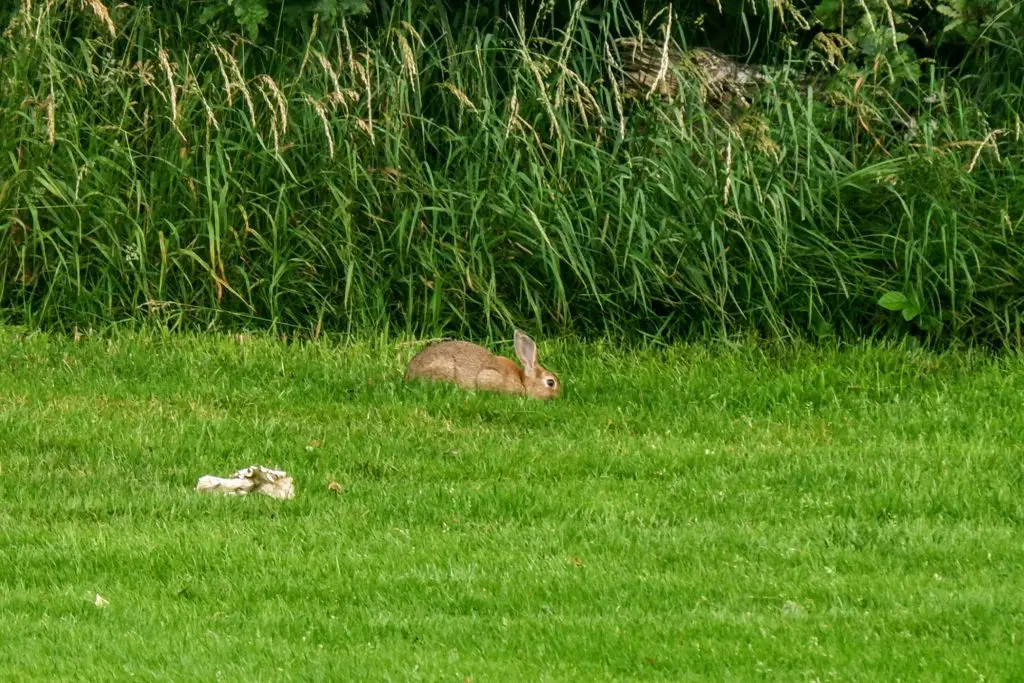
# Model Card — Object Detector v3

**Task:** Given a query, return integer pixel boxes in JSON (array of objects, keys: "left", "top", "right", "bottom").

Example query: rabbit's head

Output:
[{"left": 514, "top": 329, "right": 562, "bottom": 399}]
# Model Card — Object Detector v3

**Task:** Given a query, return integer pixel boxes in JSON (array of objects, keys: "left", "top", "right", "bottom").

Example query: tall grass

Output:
[{"left": 1, "top": 0, "right": 1022, "bottom": 343}]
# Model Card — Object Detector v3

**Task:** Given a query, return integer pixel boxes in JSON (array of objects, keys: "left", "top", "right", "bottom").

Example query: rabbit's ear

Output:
[{"left": 514, "top": 329, "right": 537, "bottom": 375}]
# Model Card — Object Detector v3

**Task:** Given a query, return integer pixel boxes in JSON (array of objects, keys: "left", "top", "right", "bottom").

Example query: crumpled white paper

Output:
[{"left": 195, "top": 465, "right": 295, "bottom": 500}]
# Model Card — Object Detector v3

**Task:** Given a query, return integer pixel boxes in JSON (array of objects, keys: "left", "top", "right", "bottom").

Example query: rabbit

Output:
[{"left": 404, "top": 329, "right": 561, "bottom": 399}]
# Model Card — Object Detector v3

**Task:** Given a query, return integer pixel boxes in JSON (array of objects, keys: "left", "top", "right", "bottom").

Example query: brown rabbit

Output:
[{"left": 404, "top": 330, "right": 561, "bottom": 399}]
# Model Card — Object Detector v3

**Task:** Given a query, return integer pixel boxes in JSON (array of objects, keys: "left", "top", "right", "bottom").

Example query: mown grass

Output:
[
  {"left": 2, "top": 1, "right": 1023, "bottom": 344},
  {"left": 1, "top": 328, "right": 1022, "bottom": 679}
]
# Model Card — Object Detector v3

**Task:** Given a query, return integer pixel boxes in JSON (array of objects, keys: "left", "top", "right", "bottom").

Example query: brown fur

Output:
[{"left": 404, "top": 330, "right": 561, "bottom": 399}]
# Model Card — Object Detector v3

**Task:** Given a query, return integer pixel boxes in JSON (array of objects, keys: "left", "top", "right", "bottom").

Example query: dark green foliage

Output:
[
  {"left": 195, "top": 0, "right": 370, "bottom": 41},
  {"left": 1, "top": 0, "right": 1022, "bottom": 344}
]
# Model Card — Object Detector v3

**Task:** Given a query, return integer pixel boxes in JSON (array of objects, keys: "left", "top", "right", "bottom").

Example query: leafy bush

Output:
[
  {"left": 195, "top": 0, "right": 370, "bottom": 41},
  {"left": 1, "top": 0, "right": 1021, "bottom": 344}
]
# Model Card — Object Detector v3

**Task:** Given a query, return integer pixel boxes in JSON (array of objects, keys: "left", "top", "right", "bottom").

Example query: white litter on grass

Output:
[
  {"left": 195, "top": 465, "right": 295, "bottom": 500},
  {"left": 93, "top": 593, "right": 109, "bottom": 608}
]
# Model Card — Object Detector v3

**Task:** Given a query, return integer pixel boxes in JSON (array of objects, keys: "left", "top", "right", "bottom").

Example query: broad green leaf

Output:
[
  {"left": 901, "top": 297, "right": 922, "bottom": 321},
  {"left": 878, "top": 292, "right": 909, "bottom": 311}
]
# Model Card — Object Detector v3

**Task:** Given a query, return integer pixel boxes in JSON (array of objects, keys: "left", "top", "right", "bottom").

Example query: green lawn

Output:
[{"left": 1, "top": 328, "right": 1022, "bottom": 680}]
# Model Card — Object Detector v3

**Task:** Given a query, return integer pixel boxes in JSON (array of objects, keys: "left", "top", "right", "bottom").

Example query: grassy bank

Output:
[
  {"left": 2, "top": 1, "right": 1023, "bottom": 344},
  {"left": 1, "top": 329, "right": 1022, "bottom": 678}
]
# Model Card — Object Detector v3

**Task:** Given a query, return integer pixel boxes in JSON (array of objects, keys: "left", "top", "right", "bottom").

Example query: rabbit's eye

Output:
[{"left": 545, "top": 378, "right": 556, "bottom": 388}]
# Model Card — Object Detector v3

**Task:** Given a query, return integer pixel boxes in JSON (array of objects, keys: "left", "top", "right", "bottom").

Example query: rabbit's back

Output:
[{"left": 404, "top": 340, "right": 525, "bottom": 393}]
